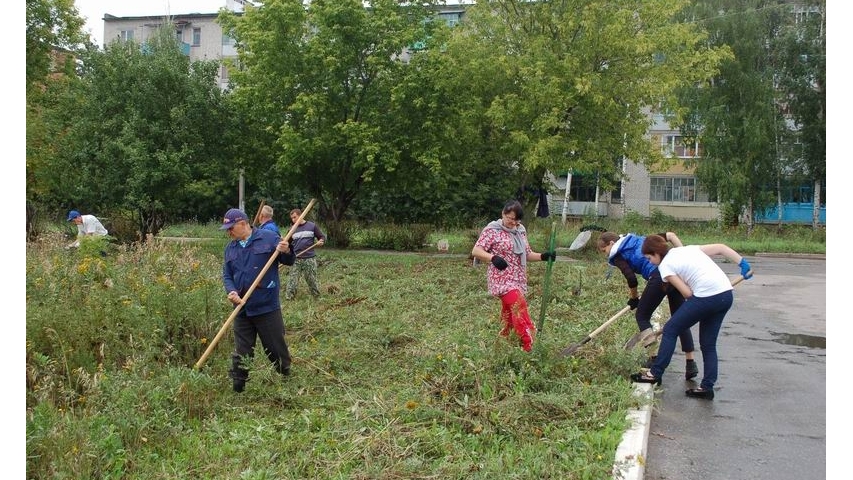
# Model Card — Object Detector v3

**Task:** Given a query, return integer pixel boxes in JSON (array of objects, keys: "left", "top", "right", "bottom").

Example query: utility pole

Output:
[{"left": 239, "top": 169, "right": 245, "bottom": 212}]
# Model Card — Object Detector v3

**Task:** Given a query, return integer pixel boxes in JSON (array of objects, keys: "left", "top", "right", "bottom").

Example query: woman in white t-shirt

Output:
[{"left": 629, "top": 234, "right": 753, "bottom": 400}]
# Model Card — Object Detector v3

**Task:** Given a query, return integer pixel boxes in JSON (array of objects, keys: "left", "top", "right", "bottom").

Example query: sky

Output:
[{"left": 74, "top": 0, "right": 236, "bottom": 45}]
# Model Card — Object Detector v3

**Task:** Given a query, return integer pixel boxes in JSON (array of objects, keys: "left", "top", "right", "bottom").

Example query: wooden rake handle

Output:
[
  {"left": 295, "top": 240, "right": 322, "bottom": 258},
  {"left": 252, "top": 200, "right": 266, "bottom": 226}
]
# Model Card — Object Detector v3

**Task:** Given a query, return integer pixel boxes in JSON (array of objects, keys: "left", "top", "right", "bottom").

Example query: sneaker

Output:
[
  {"left": 685, "top": 387, "right": 714, "bottom": 400},
  {"left": 685, "top": 359, "right": 699, "bottom": 380}
]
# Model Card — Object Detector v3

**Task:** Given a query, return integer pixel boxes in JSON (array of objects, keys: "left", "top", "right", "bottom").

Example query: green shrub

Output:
[
  {"left": 323, "top": 220, "right": 359, "bottom": 249},
  {"left": 353, "top": 223, "right": 432, "bottom": 251}
]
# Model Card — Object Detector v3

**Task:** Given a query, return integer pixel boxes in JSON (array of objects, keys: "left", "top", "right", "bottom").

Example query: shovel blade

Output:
[
  {"left": 569, "top": 230, "right": 592, "bottom": 251},
  {"left": 559, "top": 339, "right": 587, "bottom": 357},
  {"left": 623, "top": 327, "right": 656, "bottom": 350}
]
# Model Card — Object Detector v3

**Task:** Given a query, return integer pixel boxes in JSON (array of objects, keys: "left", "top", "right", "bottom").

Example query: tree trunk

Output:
[
  {"left": 746, "top": 197, "right": 755, "bottom": 236},
  {"left": 812, "top": 178, "right": 822, "bottom": 230}
]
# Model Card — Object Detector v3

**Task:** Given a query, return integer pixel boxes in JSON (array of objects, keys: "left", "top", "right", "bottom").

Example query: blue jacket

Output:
[
  {"left": 223, "top": 228, "right": 295, "bottom": 316},
  {"left": 609, "top": 233, "right": 657, "bottom": 281},
  {"left": 259, "top": 220, "right": 279, "bottom": 234}
]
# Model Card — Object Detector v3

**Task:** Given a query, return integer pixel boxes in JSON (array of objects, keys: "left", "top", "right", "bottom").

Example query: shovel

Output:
[
  {"left": 622, "top": 272, "right": 752, "bottom": 350},
  {"left": 559, "top": 305, "right": 633, "bottom": 357},
  {"left": 568, "top": 230, "right": 592, "bottom": 252}
]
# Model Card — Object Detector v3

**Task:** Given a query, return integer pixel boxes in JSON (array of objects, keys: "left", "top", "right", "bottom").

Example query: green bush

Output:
[
  {"left": 353, "top": 223, "right": 432, "bottom": 251},
  {"left": 323, "top": 220, "right": 359, "bottom": 249}
]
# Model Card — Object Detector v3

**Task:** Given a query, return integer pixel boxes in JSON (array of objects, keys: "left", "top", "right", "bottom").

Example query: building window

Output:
[
  {"left": 610, "top": 181, "right": 623, "bottom": 203},
  {"left": 176, "top": 29, "right": 183, "bottom": 42},
  {"left": 661, "top": 135, "right": 702, "bottom": 158},
  {"left": 438, "top": 12, "right": 463, "bottom": 27},
  {"left": 222, "top": 34, "right": 236, "bottom": 46},
  {"left": 193, "top": 27, "right": 201, "bottom": 46},
  {"left": 650, "top": 176, "right": 711, "bottom": 202},
  {"left": 119, "top": 30, "right": 134, "bottom": 41},
  {"left": 564, "top": 173, "right": 599, "bottom": 202}
]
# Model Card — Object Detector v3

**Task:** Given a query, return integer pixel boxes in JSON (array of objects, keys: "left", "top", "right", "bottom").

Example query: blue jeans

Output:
[
  {"left": 638, "top": 270, "right": 693, "bottom": 352},
  {"left": 650, "top": 290, "right": 733, "bottom": 390}
]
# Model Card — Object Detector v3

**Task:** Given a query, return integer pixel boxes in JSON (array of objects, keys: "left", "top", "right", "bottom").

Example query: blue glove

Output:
[
  {"left": 739, "top": 258, "right": 753, "bottom": 279},
  {"left": 491, "top": 255, "right": 508, "bottom": 271}
]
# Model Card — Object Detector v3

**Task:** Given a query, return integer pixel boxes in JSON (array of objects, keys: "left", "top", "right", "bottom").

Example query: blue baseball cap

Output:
[
  {"left": 67, "top": 210, "right": 81, "bottom": 221},
  {"left": 219, "top": 208, "right": 249, "bottom": 230}
]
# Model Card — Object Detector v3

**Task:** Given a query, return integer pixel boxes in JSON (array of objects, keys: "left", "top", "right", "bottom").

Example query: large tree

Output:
[
  {"left": 26, "top": 0, "right": 89, "bottom": 236},
  {"left": 776, "top": 0, "right": 825, "bottom": 229},
  {"left": 42, "top": 28, "right": 237, "bottom": 237},
  {"left": 220, "top": 0, "right": 444, "bottom": 221},
  {"left": 429, "top": 0, "right": 731, "bottom": 212},
  {"left": 676, "top": 0, "right": 810, "bottom": 231},
  {"left": 26, "top": 0, "right": 88, "bottom": 89}
]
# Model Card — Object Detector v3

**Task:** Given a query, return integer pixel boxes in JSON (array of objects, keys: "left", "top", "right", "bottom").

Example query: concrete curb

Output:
[
  {"left": 613, "top": 383, "right": 654, "bottom": 480},
  {"left": 754, "top": 252, "right": 825, "bottom": 259}
]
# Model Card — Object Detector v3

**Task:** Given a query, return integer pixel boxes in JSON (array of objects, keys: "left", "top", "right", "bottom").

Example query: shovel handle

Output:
[
  {"left": 559, "top": 305, "right": 632, "bottom": 357},
  {"left": 537, "top": 223, "right": 558, "bottom": 333},
  {"left": 588, "top": 305, "right": 632, "bottom": 338}
]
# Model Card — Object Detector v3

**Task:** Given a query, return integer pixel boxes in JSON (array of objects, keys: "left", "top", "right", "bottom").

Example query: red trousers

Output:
[{"left": 499, "top": 289, "right": 536, "bottom": 352}]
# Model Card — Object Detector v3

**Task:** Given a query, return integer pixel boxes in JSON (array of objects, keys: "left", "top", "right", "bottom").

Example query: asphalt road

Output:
[{"left": 643, "top": 255, "right": 826, "bottom": 480}]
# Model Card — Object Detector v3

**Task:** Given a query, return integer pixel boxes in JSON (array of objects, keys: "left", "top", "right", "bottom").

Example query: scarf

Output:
[{"left": 486, "top": 220, "right": 528, "bottom": 267}]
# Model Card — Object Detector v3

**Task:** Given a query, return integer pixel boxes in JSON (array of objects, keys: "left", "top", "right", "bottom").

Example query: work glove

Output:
[
  {"left": 490, "top": 255, "right": 509, "bottom": 271},
  {"left": 739, "top": 258, "right": 753, "bottom": 279},
  {"left": 540, "top": 251, "right": 556, "bottom": 262},
  {"left": 627, "top": 297, "right": 640, "bottom": 310}
]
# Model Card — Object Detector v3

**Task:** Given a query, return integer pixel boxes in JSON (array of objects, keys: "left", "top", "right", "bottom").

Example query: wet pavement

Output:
[{"left": 643, "top": 255, "right": 826, "bottom": 480}]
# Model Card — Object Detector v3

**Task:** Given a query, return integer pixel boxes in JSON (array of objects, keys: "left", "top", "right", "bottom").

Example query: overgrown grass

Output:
[
  {"left": 27, "top": 218, "right": 824, "bottom": 478},
  {"left": 28, "top": 237, "right": 662, "bottom": 479}
]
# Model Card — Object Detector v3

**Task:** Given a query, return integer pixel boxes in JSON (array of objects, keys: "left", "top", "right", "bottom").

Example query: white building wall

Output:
[
  {"left": 623, "top": 159, "right": 651, "bottom": 217},
  {"left": 103, "top": 13, "right": 233, "bottom": 90}
]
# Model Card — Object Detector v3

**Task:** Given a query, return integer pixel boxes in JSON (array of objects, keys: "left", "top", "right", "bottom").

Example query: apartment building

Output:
[{"left": 102, "top": 5, "right": 241, "bottom": 91}]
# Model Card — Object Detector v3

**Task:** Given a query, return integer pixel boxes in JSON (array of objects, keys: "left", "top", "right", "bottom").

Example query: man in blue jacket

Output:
[{"left": 221, "top": 208, "right": 295, "bottom": 393}]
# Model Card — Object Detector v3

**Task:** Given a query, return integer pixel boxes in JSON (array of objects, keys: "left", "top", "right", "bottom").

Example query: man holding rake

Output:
[
  {"left": 285, "top": 207, "right": 326, "bottom": 301},
  {"left": 221, "top": 208, "right": 296, "bottom": 393}
]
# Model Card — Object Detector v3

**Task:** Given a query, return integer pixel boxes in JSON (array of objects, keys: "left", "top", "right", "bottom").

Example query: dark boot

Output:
[
  {"left": 230, "top": 353, "right": 250, "bottom": 393},
  {"left": 685, "top": 359, "right": 699, "bottom": 380}
]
